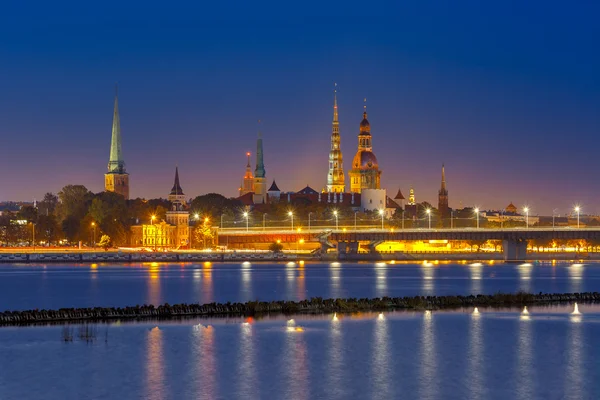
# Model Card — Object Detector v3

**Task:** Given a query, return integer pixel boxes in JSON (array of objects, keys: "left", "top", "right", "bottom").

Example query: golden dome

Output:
[{"left": 353, "top": 150, "right": 378, "bottom": 169}]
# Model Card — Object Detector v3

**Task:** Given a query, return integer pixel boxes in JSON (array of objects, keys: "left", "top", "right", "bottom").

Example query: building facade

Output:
[
  {"left": 326, "top": 85, "right": 345, "bottom": 193},
  {"left": 104, "top": 86, "right": 130, "bottom": 199},
  {"left": 349, "top": 102, "right": 381, "bottom": 193}
]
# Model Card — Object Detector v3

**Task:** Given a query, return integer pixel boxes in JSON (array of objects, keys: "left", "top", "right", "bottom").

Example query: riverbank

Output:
[
  {"left": 0, "top": 251, "right": 596, "bottom": 263},
  {"left": 1, "top": 292, "right": 598, "bottom": 326}
]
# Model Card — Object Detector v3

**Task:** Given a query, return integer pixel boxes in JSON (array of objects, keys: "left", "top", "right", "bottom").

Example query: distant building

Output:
[
  {"left": 238, "top": 152, "right": 254, "bottom": 196},
  {"left": 349, "top": 101, "right": 381, "bottom": 193},
  {"left": 104, "top": 86, "right": 130, "bottom": 200},
  {"left": 438, "top": 164, "right": 450, "bottom": 223},
  {"left": 131, "top": 168, "right": 190, "bottom": 248}
]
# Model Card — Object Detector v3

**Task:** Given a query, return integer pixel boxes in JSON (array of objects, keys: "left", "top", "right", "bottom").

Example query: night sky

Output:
[{"left": 1, "top": 1, "right": 599, "bottom": 215}]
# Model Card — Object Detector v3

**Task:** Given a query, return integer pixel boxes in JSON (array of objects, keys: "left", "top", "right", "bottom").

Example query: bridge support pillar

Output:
[
  {"left": 337, "top": 241, "right": 347, "bottom": 254},
  {"left": 503, "top": 239, "right": 528, "bottom": 261},
  {"left": 348, "top": 241, "right": 359, "bottom": 254}
]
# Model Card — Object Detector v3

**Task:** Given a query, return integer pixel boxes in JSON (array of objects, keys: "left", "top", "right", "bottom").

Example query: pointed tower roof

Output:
[
  {"left": 254, "top": 121, "right": 266, "bottom": 178},
  {"left": 333, "top": 83, "right": 339, "bottom": 123},
  {"left": 108, "top": 84, "right": 125, "bottom": 174},
  {"left": 170, "top": 167, "right": 184, "bottom": 195},
  {"left": 394, "top": 188, "right": 405, "bottom": 200},
  {"left": 441, "top": 164, "right": 447, "bottom": 190},
  {"left": 268, "top": 180, "right": 280, "bottom": 192}
]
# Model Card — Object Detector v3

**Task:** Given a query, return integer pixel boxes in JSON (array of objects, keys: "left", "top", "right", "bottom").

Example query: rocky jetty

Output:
[{"left": 1, "top": 292, "right": 598, "bottom": 326}]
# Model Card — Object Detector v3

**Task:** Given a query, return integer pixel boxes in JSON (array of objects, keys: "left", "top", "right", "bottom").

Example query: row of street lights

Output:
[{"left": 201, "top": 204, "right": 586, "bottom": 233}]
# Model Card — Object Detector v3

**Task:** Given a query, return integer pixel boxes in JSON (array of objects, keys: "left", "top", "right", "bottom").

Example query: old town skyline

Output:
[{"left": 1, "top": 2, "right": 599, "bottom": 214}]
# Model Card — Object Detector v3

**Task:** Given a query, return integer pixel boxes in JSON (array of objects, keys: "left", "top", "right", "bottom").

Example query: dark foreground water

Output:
[
  {"left": 0, "top": 261, "right": 595, "bottom": 310},
  {"left": 1, "top": 262, "right": 600, "bottom": 399},
  {"left": 1, "top": 308, "right": 599, "bottom": 400}
]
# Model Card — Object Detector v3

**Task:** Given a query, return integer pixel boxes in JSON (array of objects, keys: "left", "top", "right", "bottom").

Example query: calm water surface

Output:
[
  {"left": 1, "top": 262, "right": 599, "bottom": 399},
  {"left": 0, "top": 261, "right": 595, "bottom": 310},
  {"left": 0, "top": 308, "right": 599, "bottom": 400}
]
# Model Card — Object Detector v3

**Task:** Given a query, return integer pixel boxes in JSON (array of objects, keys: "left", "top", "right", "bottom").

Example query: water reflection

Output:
[
  {"left": 517, "top": 263, "right": 533, "bottom": 293},
  {"left": 148, "top": 263, "right": 161, "bottom": 306},
  {"left": 565, "top": 310, "right": 583, "bottom": 399},
  {"left": 516, "top": 312, "right": 533, "bottom": 400},
  {"left": 201, "top": 262, "right": 213, "bottom": 304},
  {"left": 327, "top": 312, "right": 343, "bottom": 399},
  {"left": 330, "top": 263, "right": 342, "bottom": 299},
  {"left": 419, "top": 311, "right": 436, "bottom": 399},
  {"left": 469, "top": 263, "right": 483, "bottom": 295},
  {"left": 468, "top": 310, "right": 485, "bottom": 398},
  {"left": 241, "top": 262, "right": 253, "bottom": 300},
  {"left": 237, "top": 322, "right": 258, "bottom": 399},
  {"left": 371, "top": 311, "right": 391, "bottom": 399},
  {"left": 146, "top": 326, "right": 165, "bottom": 400},
  {"left": 374, "top": 263, "right": 387, "bottom": 298},
  {"left": 421, "top": 264, "right": 435, "bottom": 296},
  {"left": 568, "top": 264, "right": 584, "bottom": 293},
  {"left": 193, "top": 324, "right": 216, "bottom": 399},
  {"left": 285, "top": 318, "right": 308, "bottom": 400}
]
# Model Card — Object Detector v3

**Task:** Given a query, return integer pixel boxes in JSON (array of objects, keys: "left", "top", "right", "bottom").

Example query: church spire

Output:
[
  {"left": 108, "top": 84, "right": 125, "bottom": 173},
  {"left": 254, "top": 121, "right": 265, "bottom": 178},
  {"left": 170, "top": 166, "right": 184, "bottom": 196},
  {"left": 327, "top": 83, "right": 345, "bottom": 193},
  {"left": 441, "top": 164, "right": 447, "bottom": 192}
]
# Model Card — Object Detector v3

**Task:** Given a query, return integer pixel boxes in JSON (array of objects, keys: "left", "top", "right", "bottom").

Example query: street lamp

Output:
[
  {"left": 288, "top": 211, "right": 294, "bottom": 230},
  {"left": 151, "top": 215, "right": 156, "bottom": 225},
  {"left": 402, "top": 210, "right": 405, "bottom": 230},
  {"left": 450, "top": 210, "right": 454, "bottom": 229},
  {"left": 203, "top": 217, "right": 210, "bottom": 248},
  {"left": 523, "top": 207, "right": 529, "bottom": 228},
  {"left": 474, "top": 208, "right": 480, "bottom": 229},
  {"left": 426, "top": 209, "right": 431, "bottom": 229},
  {"left": 552, "top": 208, "right": 558, "bottom": 229},
  {"left": 31, "top": 222, "right": 36, "bottom": 253},
  {"left": 575, "top": 206, "right": 581, "bottom": 228},
  {"left": 243, "top": 212, "right": 249, "bottom": 232},
  {"left": 91, "top": 222, "right": 96, "bottom": 250},
  {"left": 263, "top": 214, "right": 267, "bottom": 231},
  {"left": 379, "top": 209, "right": 385, "bottom": 230},
  {"left": 333, "top": 210, "right": 339, "bottom": 230},
  {"left": 308, "top": 212, "right": 313, "bottom": 231},
  {"left": 354, "top": 211, "right": 358, "bottom": 231}
]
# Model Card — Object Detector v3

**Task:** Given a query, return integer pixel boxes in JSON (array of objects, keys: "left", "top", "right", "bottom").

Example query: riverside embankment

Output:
[
  {"left": 0, "top": 251, "right": 597, "bottom": 263},
  {"left": 1, "top": 292, "right": 598, "bottom": 326}
]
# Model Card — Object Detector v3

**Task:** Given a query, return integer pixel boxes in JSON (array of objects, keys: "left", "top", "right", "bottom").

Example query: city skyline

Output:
[{"left": 1, "top": 2, "right": 599, "bottom": 214}]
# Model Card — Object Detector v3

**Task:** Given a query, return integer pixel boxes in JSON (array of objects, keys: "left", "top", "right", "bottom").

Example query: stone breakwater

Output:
[{"left": 1, "top": 292, "right": 598, "bottom": 326}]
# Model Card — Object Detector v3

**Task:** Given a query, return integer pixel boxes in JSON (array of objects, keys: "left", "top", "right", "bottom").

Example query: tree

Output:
[
  {"left": 190, "top": 193, "right": 242, "bottom": 219},
  {"left": 87, "top": 191, "right": 131, "bottom": 246},
  {"left": 98, "top": 235, "right": 111, "bottom": 251},
  {"left": 193, "top": 223, "right": 214, "bottom": 249},
  {"left": 38, "top": 193, "right": 59, "bottom": 216},
  {"left": 56, "top": 185, "right": 93, "bottom": 223},
  {"left": 269, "top": 241, "right": 283, "bottom": 253},
  {"left": 36, "top": 214, "right": 61, "bottom": 245}
]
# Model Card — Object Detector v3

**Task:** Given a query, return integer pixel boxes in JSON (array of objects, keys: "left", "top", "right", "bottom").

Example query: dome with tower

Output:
[{"left": 348, "top": 102, "right": 381, "bottom": 193}]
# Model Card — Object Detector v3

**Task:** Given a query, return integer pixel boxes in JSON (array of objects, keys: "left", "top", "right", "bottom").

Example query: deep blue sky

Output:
[{"left": 1, "top": 1, "right": 599, "bottom": 214}]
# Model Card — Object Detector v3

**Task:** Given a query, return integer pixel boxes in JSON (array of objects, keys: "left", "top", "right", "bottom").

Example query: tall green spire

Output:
[
  {"left": 108, "top": 85, "right": 125, "bottom": 173},
  {"left": 254, "top": 121, "right": 265, "bottom": 178}
]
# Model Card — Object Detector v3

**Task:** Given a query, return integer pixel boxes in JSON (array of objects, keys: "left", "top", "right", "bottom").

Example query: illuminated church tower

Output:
[
  {"left": 327, "top": 84, "right": 345, "bottom": 193},
  {"left": 104, "top": 86, "right": 130, "bottom": 199},
  {"left": 239, "top": 152, "right": 254, "bottom": 196},
  {"left": 438, "top": 164, "right": 450, "bottom": 223},
  {"left": 166, "top": 167, "right": 189, "bottom": 247},
  {"left": 253, "top": 128, "right": 267, "bottom": 204},
  {"left": 349, "top": 100, "right": 381, "bottom": 193}
]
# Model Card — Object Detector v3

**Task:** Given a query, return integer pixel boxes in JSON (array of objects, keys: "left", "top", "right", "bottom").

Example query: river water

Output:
[{"left": 1, "top": 261, "right": 599, "bottom": 399}]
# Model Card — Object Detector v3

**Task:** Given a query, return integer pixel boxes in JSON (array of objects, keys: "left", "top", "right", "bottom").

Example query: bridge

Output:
[{"left": 217, "top": 227, "right": 600, "bottom": 261}]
